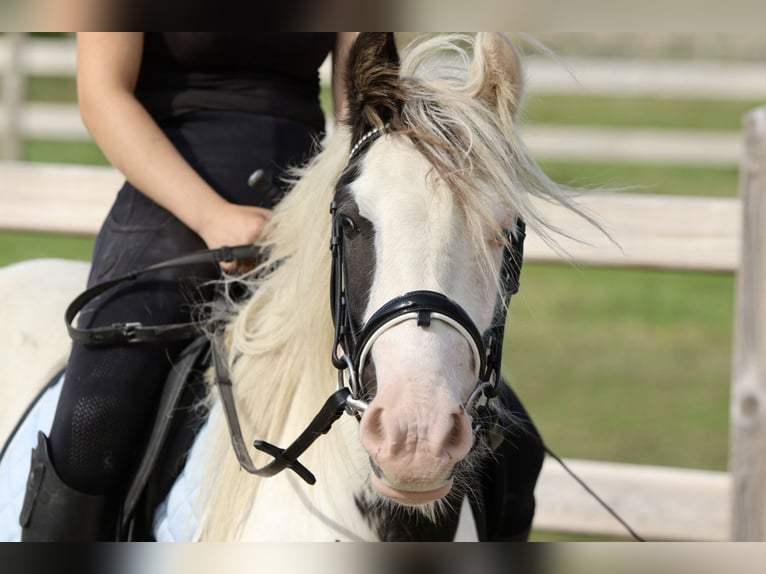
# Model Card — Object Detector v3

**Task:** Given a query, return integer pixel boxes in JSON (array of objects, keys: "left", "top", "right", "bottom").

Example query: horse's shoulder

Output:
[
  {"left": 0, "top": 258, "right": 89, "bottom": 324},
  {"left": 0, "top": 259, "right": 89, "bottom": 442}
]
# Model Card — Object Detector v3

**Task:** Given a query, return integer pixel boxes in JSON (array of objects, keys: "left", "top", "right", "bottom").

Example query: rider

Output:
[
  {"left": 19, "top": 32, "right": 356, "bottom": 541},
  {"left": 19, "top": 33, "right": 543, "bottom": 541}
]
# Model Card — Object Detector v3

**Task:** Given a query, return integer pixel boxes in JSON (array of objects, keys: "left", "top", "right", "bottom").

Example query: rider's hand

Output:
[{"left": 198, "top": 202, "right": 273, "bottom": 274}]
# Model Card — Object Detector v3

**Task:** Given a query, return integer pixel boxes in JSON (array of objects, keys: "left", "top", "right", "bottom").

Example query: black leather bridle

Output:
[
  {"left": 63, "top": 127, "right": 526, "bottom": 487},
  {"left": 213, "top": 127, "right": 526, "bottom": 483},
  {"left": 329, "top": 201, "right": 526, "bottom": 420}
]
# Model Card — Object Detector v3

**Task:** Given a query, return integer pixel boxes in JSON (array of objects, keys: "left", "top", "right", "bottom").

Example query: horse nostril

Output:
[
  {"left": 445, "top": 410, "right": 474, "bottom": 459},
  {"left": 360, "top": 405, "right": 385, "bottom": 446},
  {"left": 447, "top": 414, "right": 463, "bottom": 450}
]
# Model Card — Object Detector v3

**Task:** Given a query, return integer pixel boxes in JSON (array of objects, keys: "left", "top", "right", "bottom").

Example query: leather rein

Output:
[
  {"left": 218, "top": 126, "right": 527, "bottom": 483},
  {"left": 65, "top": 127, "right": 526, "bottom": 486}
]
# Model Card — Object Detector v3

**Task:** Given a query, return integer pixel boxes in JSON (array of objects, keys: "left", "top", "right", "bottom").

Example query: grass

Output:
[
  {"left": 541, "top": 161, "right": 738, "bottom": 198},
  {"left": 26, "top": 76, "right": 77, "bottom": 102},
  {"left": 24, "top": 140, "right": 107, "bottom": 164},
  {"left": 0, "top": 231, "right": 94, "bottom": 267},
  {"left": 506, "top": 264, "right": 733, "bottom": 471},
  {"left": 523, "top": 93, "right": 759, "bottom": 132}
]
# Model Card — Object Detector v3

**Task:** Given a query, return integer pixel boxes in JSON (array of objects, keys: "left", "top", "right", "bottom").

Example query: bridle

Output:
[
  {"left": 214, "top": 125, "right": 526, "bottom": 484},
  {"left": 330, "top": 125, "right": 526, "bottom": 427},
  {"left": 64, "top": 126, "right": 525, "bottom": 487},
  {"left": 329, "top": 204, "right": 526, "bottom": 422}
]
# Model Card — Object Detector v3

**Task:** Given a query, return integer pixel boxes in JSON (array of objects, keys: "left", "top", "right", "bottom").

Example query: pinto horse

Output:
[{"left": 0, "top": 33, "right": 593, "bottom": 541}]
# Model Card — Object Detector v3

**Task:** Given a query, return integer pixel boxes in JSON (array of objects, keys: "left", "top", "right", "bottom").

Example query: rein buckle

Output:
[{"left": 115, "top": 322, "right": 142, "bottom": 340}]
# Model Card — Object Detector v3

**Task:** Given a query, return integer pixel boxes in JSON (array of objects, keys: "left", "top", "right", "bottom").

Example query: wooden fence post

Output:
[
  {"left": 730, "top": 106, "right": 766, "bottom": 540},
  {"left": 2, "top": 33, "right": 25, "bottom": 161}
]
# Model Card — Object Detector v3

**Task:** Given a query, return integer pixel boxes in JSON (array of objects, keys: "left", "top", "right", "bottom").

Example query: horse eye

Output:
[{"left": 340, "top": 215, "right": 359, "bottom": 237}]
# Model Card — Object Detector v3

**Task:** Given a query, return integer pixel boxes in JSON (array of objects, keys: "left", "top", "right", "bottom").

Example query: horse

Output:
[{"left": 0, "top": 33, "right": 593, "bottom": 541}]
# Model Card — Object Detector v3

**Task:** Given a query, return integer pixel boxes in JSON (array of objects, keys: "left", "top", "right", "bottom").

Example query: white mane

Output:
[{"left": 198, "top": 129, "right": 354, "bottom": 540}]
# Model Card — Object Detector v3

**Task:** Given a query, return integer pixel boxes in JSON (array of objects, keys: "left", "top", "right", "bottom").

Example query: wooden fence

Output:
[
  {"left": 2, "top": 33, "right": 766, "bottom": 541},
  {"left": 0, "top": 34, "right": 757, "bottom": 166},
  {"left": 532, "top": 108, "right": 765, "bottom": 541}
]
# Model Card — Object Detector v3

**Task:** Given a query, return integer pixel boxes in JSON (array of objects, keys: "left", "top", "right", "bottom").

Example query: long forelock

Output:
[{"left": 396, "top": 33, "right": 605, "bottom": 293}]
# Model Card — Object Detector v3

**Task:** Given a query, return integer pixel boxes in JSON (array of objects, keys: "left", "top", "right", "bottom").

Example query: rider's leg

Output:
[
  {"left": 19, "top": 112, "right": 319, "bottom": 541},
  {"left": 19, "top": 187, "right": 214, "bottom": 542}
]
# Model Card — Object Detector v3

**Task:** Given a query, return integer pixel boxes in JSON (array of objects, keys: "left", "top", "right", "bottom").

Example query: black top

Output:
[{"left": 135, "top": 33, "right": 335, "bottom": 131}]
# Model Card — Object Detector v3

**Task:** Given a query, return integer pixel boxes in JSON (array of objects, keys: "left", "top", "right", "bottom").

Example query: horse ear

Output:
[
  {"left": 468, "top": 33, "right": 524, "bottom": 120},
  {"left": 345, "top": 32, "right": 403, "bottom": 146}
]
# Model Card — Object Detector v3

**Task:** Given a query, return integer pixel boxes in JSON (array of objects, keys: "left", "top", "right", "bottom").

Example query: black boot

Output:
[{"left": 19, "top": 432, "right": 116, "bottom": 541}]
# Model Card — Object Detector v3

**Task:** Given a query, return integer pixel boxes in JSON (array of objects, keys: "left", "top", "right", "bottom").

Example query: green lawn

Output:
[
  {"left": 0, "top": 231, "right": 94, "bottom": 267},
  {"left": 24, "top": 140, "right": 107, "bottom": 165},
  {"left": 523, "top": 93, "right": 759, "bottom": 132},
  {"left": 26, "top": 76, "right": 78, "bottom": 102},
  {"left": 507, "top": 264, "right": 733, "bottom": 472},
  {"left": 542, "top": 161, "right": 738, "bottom": 198}
]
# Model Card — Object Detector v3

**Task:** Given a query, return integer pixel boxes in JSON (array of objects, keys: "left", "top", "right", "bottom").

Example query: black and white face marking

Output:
[
  {"left": 333, "top": 160, "right": 379, "bottom": 396},
  {"left": 334, "top": 133, "right": 503, "bottom": 405},
  {"left": 331, "top": 128, "right": 517, "bottom": 507},
  {"left": 334, "top": 163, "right": 376, "bottom": 328}
]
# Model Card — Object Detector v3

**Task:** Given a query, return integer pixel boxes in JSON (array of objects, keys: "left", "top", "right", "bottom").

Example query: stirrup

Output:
[{"left": 20, "top": 432, "right": 115, "bottom": 542}]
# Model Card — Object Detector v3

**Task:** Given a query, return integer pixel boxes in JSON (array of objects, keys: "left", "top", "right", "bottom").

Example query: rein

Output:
[
  {"left": 213, "top": 126, "right": 526, "bottom": 484},
  {"left": 59, "top": 126, "right": 643, "bottom": 541},
  {"left": 65, "top": 245, "right": 261, "bottom": 345},
  {"left": 211, "top": 126, "right": 528, "bottom": 484}
]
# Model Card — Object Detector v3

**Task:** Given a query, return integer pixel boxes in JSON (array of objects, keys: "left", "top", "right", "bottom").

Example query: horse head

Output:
[
  {"left": 203, "top": 33, "right": 592, "bottom": 540},
  {"left": 335, "top": 33, "right": 527, "bottom": 506}
]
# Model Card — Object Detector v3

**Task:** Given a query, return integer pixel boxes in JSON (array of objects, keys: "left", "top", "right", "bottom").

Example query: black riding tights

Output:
[
  {"left": 48, "top": 111, "right": 320, "bottom": 495},
  {"left": 49, "top": 278, "right": 210, "bottom": 495}
]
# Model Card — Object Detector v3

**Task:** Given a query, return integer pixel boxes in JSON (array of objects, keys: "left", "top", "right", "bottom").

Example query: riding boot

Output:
[{"left": 19, "top": 432, "right": 117, "bottom": 542}]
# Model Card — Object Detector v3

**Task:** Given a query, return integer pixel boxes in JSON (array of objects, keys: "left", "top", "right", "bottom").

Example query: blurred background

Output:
[{"left": 1, "top": 32, "right": 764, "bottom": 542}]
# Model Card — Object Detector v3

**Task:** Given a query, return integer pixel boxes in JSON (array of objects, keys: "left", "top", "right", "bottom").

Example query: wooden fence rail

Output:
[
  {"left": 0, "top": 35, "right": 756, "bottom": 166},
  {"left": 0, "top": 161, "right": 743, "bottom": 272}
]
